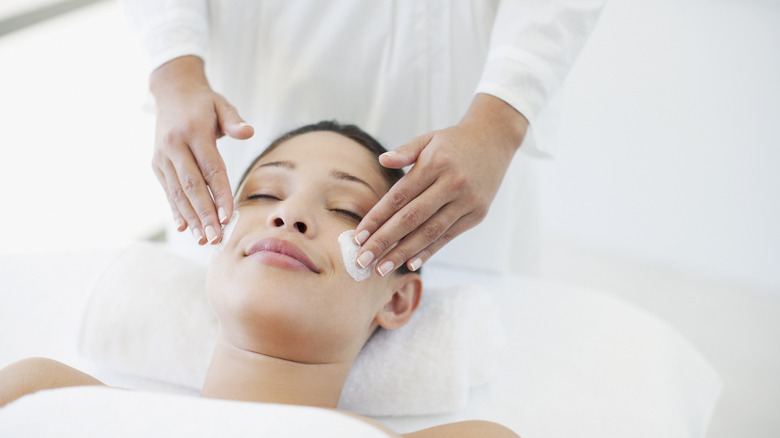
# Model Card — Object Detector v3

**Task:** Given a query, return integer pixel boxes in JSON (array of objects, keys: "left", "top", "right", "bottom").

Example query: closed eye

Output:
[
  {"left": 333, "top": 209, "right": 363, "bottom": 222},
  {"left": 247, "top": 194, "right": 280, "bottom": 201}
]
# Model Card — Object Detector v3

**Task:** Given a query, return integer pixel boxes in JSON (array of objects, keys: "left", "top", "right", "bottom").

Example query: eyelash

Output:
[
  {"left": 247, "top": 194, "right": 280, "bottom": 201},
  {"left": 246, "top": 194, "right": 362, "bottom": 222},
  {"left": 333, "top": 209, "right": 363, "bottom": 222}
]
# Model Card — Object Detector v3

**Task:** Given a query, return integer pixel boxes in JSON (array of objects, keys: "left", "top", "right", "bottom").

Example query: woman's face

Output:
[{"left": 206, "top": 131, "right": 417, "bottom": 364}]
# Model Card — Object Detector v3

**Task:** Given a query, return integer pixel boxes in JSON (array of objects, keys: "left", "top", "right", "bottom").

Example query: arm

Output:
[
  {"left": 477, "top": 0, "right": 606, "bottom": 152},
  {"left": 0, "top": 358, "right": 104, "bottom": 407},
  {"left": 116, "top": 0, "right": 210, "bottom": 74},
  {"left": 353, "top": 0, "right": 605, "bottom": 275}
]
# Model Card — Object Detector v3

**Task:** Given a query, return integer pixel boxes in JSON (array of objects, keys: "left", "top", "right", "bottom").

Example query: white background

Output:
[{"left": 540, "top": 0, "right": 779, "bottom": 293}]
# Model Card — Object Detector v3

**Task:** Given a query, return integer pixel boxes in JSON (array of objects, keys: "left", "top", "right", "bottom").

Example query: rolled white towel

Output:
[{"left": 78, "top": 242, "right": 504, "bottom": 416}]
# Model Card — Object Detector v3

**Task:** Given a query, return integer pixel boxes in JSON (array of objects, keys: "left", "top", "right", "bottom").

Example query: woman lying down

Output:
[{"left": 0, "top": 121, "right": 518, "bottom": 437}]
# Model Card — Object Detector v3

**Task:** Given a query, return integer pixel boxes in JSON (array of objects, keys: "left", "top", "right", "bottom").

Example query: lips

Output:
[{"left": 245, "top": 238, "right": 320, "bottom": 273}]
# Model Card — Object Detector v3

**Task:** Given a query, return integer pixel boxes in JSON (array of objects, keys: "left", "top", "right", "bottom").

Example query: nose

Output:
[{"left": 266, "top": 202, "right": 315, "bottom": 236}]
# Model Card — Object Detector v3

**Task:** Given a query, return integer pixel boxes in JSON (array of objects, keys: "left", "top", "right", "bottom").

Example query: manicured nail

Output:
[
  {"left": 238, "top": 122, "right": 251, "bottom": 127},
  {"left": 381, "top": 150, "right": 397, "bottom": 158},
  {"left": 218, "top": 207, "right": 228, "bottom": 224},
  {"left": 174, "top": 217, "right": 185, "bottom": 230},
  {"left": 377, "top": 261, "right": 394, "bottom": 277},
  {"left": 205, "top": 225, "right": 218, "bottom": 244},
  {"left": 409, "top": 258, "right": 423, "bottom": 272},
  {"left": 356, "top": 251, "right": 374, "bottom": 269},
  {"left": 354, "top": 230, "right": 370, "bottom": 245},
  {"left": 191, "top": 227, "right": 204, "bottom": 243}
]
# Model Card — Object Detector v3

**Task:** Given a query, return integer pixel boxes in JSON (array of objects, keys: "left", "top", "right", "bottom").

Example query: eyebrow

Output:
[
  {"left": 329, "top": 169, "right": 381, "bottom": 200},
  {"left": 258, "top": 160, "right": 295, "bottom": 170},
  {"left": 255, "top": 160, "right": 381, "bottom": 199}
]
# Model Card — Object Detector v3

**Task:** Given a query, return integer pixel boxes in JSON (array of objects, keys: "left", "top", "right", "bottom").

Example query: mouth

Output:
[{"left": 245, "top": 238, "right": 321, "bottom": 274}]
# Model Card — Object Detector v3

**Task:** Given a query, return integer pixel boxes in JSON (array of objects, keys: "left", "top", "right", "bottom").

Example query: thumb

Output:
[
  {"left": 379, "top": 132, "right": 434, "bottom": 169},
  {"left": 215, "top": 97, "right": 254, "bottom": 140}
]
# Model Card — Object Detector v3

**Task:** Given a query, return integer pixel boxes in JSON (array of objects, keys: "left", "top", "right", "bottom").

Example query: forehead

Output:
[{"left": 243, "top": 131, "right": 389, "bottom": 191}]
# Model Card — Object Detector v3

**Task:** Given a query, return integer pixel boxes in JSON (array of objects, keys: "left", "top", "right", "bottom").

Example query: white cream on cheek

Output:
[
  {"left": 216, "top": 211, "right": 240, "bottom": 251},
  {"left": 338, "top": 230, "right": 372, "bottom": 281}
]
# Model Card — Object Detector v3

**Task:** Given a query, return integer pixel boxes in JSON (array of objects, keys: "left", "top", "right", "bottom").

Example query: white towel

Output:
[{"left": 78, "top": 242, "right": 504, "bottom": 416}]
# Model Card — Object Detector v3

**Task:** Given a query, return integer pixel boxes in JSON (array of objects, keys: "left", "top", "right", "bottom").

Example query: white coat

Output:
[{"left": 119, "top": 0, "right": 604, "bottom": 274}]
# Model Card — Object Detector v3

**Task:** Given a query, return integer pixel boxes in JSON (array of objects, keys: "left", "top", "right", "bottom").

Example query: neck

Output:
[{"left": 200, "top": 337, "right": 352, "bottom": 408}]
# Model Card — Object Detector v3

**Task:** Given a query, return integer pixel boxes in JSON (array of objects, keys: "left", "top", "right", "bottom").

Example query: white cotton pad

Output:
[
  {"left": 215, "top": 211, "right": 240, "bottom": 251},
  {"left": 338, "top": 230, "right": 372, "bottom": 281}
]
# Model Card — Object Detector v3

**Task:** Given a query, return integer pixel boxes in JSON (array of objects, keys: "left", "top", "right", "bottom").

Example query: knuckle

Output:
[
  {"left": 169, "top": 185, "right": 186, "bottom": 203},
  {"left": 423, "top": 222, "right": 444, "bottom": 243},
  {"left": 389, "top": 190, "right": 409, "bottom": 210},
  {"left": 180, "top": 174, "right": 204, "bottom": 194},
  {"left": 168, "top": 186, "right": 188, "bottom": 205},
  {"left": 429, "top": 151, "right": 451, "bottom": 169},
  {"left": 200, "top": 161, "right": 224, "bottom": 183},
  {"left": 460, "top": 190, "right": 482, "bottom": 210},
  {"left": 195, "top": 206, "right": 214, "bottom": 222},
  {"left": 400, "top": 207, "right": 422, "bottom": 228},
  {"left": 180, "top": 118, "right": 202, "bottom": 135},
  {"left": 160, "top": 130, "right": 179, "bottom": 148},
  {"left": 450, "top": 173, "right": 469, "bottom": 192},
  {"left": 473, "top": 205, "right": 489, "bottom": 222}
]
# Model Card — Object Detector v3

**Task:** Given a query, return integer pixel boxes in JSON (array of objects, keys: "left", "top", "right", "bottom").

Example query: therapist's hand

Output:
[
  {"left": 150, "top": 55, "right": 254, "bottom": 245},
  {"left": 353, "top": 94, "right": 528, "bottom": 276}
]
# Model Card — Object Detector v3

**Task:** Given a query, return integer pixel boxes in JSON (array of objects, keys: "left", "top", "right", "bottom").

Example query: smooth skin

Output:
[{"left": 149, "top": 55, "right": 528, "bottom": 273}]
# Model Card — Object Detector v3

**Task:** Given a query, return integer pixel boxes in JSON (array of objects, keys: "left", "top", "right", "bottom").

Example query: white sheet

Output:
[
  {"left": 0, "top": 246, "right": 722, "bottom": 437},
  {"left": 0, "top": 386, "right": 390, "bottom": 437}
]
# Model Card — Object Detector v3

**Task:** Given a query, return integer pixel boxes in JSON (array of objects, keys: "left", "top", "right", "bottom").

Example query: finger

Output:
[
  {"left": 189, "top": 136, "right": 233, "bottom": 228},
  {"left": 372, "top": 201, "right": 461, "bottom": 276},
  {"left": 152, "top": 163, "right": 187, "bottom": 231},
  {"left": 168, "top": 143, "right": 222, "bottom": 245},
  {"left": 356, "top": 180, "right": 454, "bottom": 272},
  {"left": 354, "top": 162, "right": 438, "bottom": 250},
  {"left": 159, "top": 156, "right": 206, "bottom": 244},
  {"left": 215, "top": 97, "right": 254, "bottom": 140},
  {"left": 402, "top": 214, "right": 479, "bottom": 273},
  {"left": 378, "top": 132, "right": 433, "bottom": 169}
]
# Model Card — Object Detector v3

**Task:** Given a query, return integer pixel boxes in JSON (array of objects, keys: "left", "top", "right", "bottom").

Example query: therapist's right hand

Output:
[{"left": 149, "top": 55, "right": 254, "bottom": 245}]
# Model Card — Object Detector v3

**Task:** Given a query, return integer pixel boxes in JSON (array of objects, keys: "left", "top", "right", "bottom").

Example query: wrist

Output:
[
  {"left": 460, "top": 93, "right": 529, "bottom": 153},
  {"left": 149, "top": 55, "right": 211, "bottom": 98}
]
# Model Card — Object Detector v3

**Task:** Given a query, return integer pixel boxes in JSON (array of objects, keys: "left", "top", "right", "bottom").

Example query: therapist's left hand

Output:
[{"left": 353, "top": 93, "right": 529, "bottom": 276}]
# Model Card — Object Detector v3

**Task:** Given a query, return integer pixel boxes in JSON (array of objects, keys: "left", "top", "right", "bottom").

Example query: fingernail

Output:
[
  {"left": 205, "top": 225, "right": 218, "bottom": 244},
  {"left": 238, "top": 122, "right": 251, "bottom": 127},
  {"left": 174, "top": 217, "right": 185, "bottom": 230},
  {"left": 377, "top": 261, "right": 394, "bottom": 277},
  {"left": 409, "top": 258, "right": 423, "bottom": 272},
  {"left": 218, "top": 207, "right": 228, "bottom": 224},
  {"left": 356, "top": 251, "right": 374, "bottom": 269},
  {"left": 354, "top": 230, "right": 370, "bottom": 245},
  {"left": 191, "top": 227, "right": 204, "bottom": 243},
  {"left": 381, "top": 150, "right": 397, "bottom": 158}
]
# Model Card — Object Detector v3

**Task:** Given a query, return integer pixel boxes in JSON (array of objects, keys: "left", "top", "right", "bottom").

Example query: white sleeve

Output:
[
  {"left": 117, "top": 0, "right": 210, "bottom": 73},
  {"left": 476, "top": 0, "right": 605, "bottom": 129}
]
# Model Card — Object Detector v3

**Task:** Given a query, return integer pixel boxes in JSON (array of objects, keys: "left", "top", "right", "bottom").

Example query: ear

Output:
[{"left": 375, "top": 273, "right": 422, "bottom": 330}]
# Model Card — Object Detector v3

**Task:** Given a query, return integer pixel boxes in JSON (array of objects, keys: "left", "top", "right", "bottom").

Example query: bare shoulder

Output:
[
  {"left": 0, "top": 357, "right": 104, "bottom": 407},
  {"left": 403, "top": 420, "right": 520, "bottom": 438}
]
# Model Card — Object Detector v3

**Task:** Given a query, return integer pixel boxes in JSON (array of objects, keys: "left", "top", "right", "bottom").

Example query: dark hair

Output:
[{"left": 236, "top": 120, "right": 414, "bottom": 275}]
